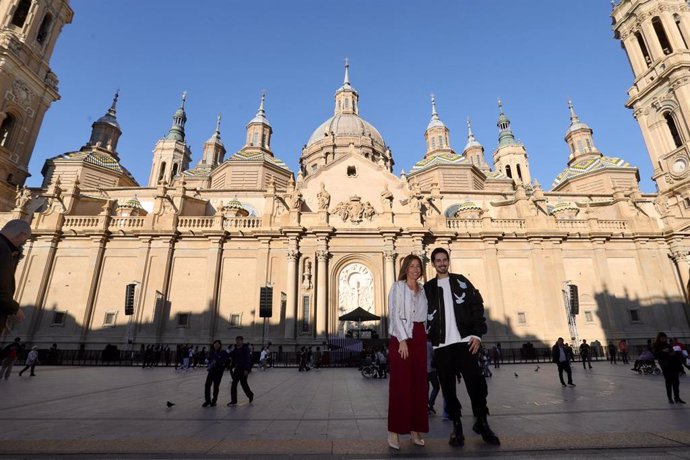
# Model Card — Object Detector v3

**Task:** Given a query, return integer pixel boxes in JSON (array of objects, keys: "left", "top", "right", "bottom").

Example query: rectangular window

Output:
[
  {"left": 229, "top": 313, "right": 242, "bottom": 328},
  {"left": 103, "top": 311, "right": 117, "bottom": 327},
  {"left": 517, "top": 312, "right": 527, "bottom": 325},
  {"left": 302, "top": 296, "right": 310, "bottom": 333},
  {"left": 630, "top": 309, "right": 641, "bottom": 323},
  {"left": 177, "top": 313, "right": 190, "bottom": 328},
  {"left": 51, "top": 311, "right": 66, "bottom": 326},
  {"left": 584, "top": 311, "right": 593, "bottom": 323}
]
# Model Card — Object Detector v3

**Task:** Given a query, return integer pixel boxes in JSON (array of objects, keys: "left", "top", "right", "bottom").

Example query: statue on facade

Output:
[
  {"left": 380, "top": 184, "right": 393, "bottom": 209},
  {"left": 317, "top": 182, "right": 330, "bottom": 210},
  {"left": 14, "top": 186, "right": 31, "bottom": 210},
  {"left": 302, "top": 260, "right": 313, "bottom": 290}
]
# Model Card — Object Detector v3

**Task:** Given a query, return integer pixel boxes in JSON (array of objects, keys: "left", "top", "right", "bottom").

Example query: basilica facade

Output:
[{"left": 1, "top": 0, "right": 690, "bottom": 350}]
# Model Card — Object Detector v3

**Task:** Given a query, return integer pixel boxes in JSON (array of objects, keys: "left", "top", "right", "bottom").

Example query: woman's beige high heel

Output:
[
  {"left": 387, "top": 431, "right": 400, "bottom": 450},
  {"left": 411, "top": 431, "right": 425, "bottom": 446}
]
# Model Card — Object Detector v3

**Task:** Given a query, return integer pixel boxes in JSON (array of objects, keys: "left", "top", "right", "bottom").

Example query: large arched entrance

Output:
[{"left": 336, "top": 262, "right": 376, "bottom": 336}]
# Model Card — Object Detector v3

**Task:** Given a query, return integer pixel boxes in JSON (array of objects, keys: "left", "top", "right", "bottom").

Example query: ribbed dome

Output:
[{"left": 306, "top": 113, "right": 385, "bottom": 148}]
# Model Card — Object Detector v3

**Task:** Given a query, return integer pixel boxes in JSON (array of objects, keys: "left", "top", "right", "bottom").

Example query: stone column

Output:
[
  {"left": 204, "top": 237, "right": 224, "bottom": 340},
  {"left": 155, "top": 236, "right": 177, "bottom": 343},
  {"left": 669, "top": 241, "right": 690, "bottom": 302},
  {"left": 25, "top": 235, "right": 60, "bottom": 342},
  {"left": 591, "top": 239, "right": 619, "bottom": 339},
  {"left": 284, "top": 248, "right": 299, "bottom": 339},
  {"left": 661, "top": 12, "right": 685, "bottom": 52},
  {"left": 483, "top": 239, "right": 509, "bottom": 341},
  {"left": 623, "top": 35, "right": 647, "bottom": 75},
  {"left": 79, "top": 236, "right": 109, "bottom": 342},
  {"left": 383, "top": 250, "right": 396, "bottom": 338},
  {"left": 316, "top": 249, "right": 329, "bottom": 338},
  {"left": 642, "top": 21, "right": 665, "bottom": 61}
]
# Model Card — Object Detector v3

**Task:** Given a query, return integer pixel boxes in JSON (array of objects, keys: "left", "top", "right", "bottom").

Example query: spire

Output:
[
  {"left": 464, "top": 116, "right": 482, "bottom": 150},
  {"left": 426, "top": 93, "right": 446, "bottom": 130},
  {"left": 496, "top": 99, "right": 518, "bottom": 147},
  {"left": 566, "top": 99, "right": 591, "bottom": 134},
  {"left": 201, "top": 112, "right": 226, "bottom": 166},
  {"left": 248, "top": 91, "right": 271, "bottom": 127},
  {"left": 108, "top": 90, "right": 119, "bottom": 118},
  {"left": 568, "top": 99, "right": 580, "bottom": 125},
  {"left": 343, "top": 57, "right": 350, "bottom": 87},
  {"left": 166, "top": 91, "right": 187, "bottom": 142},
  {"left": 207, "top": 113, "right": 222, "bottom": 144}
]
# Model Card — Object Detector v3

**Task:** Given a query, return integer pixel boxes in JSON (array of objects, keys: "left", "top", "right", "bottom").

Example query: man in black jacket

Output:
[
  {"left": 424, "top": 247, "right": 499, "bottom": 447},
  {"left": 552, "top": 337, "right": 575, "bottom": 387},
  {"left": 227, "top": 335, "right": 254, "bottom": 405},
  {"left": 0, "top": 220, "right": 31, "bottom": 332}
]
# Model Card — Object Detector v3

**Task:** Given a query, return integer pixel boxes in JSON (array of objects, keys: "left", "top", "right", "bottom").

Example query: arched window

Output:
[
  {"left": 652, "top": 17, "right": 673, "bottom": 55},
  {"left": 36, "top": 13, "right": 53, "bottom": 45},
  {"left": 577, "top": 140, "right": 584, "bottom": 152},
  {"left": 345, "top": 98, "right": 350, "bottom": 109},
  {"left": 569, "top": 143, "right": 575, "bottom": 154},
  {"left": 585, "top": 139, "right": 592, "bottom": 151},
  {"left": 252, "top": 132, "right": 258, "bottom": 146},
  {"left": 665, "top": 112, "right": 683, "bottom": 148},
  {"left": 0, "top": 114, "right": 16, "bottom": 148},
  {"left": 11, "top": 0, "right": 31, "bottom": 28},
  {"left": 636, "top": 31, "right": 652, "bottom": 66},
  {"left": 338, "top": 100, "right": 341, "bottom": 111},
  {"left": 505, "top": 165, "right": 512, "bottom": 178},
  {"left": 347, "top": 165, "right": 357, "bottom": 177},
  {"left": 431, "top": 137, "right": 436, "bottom": 149},
  {"left": 438, "top": 136, "right": 443, "bottom": 147},
  {"left": 158, "top": 162, "right": 167, "bottom": 182},
  {"left": 516, "top": 164, "right": 523, "bottom": 181},
  {"left": 171, "top": 163, "right": 179, "bottom": 177}
]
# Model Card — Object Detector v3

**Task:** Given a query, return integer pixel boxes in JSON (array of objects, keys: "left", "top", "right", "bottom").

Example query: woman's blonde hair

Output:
[{"left": 397, "top": 254, "right": 424, "bottom": 281}]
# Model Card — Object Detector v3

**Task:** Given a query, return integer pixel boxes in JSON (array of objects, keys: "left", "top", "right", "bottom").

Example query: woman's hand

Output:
[{"left": 398, "top": 340, "right": 409, "bottom": 360}]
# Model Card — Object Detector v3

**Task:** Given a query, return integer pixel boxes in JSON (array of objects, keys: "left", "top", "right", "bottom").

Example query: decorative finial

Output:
[
  {"left": 343, "top": 57, "right": 350, "bottom": 85},
  {"left": 467, "top": 116, "right": 474, "bottom": 136},
  {"left": 498, "top": 98, "right": 504, "bottom": 114},
  {"left": 568, "top": 99, "right": 580, "bottom": 124},
  {"left": 181, "top": 91, "right": 187, "bottom": 109},
  {"left": 259, "top": 91, "right": 266, "bottom": 113},
  {"left": 215, "top": 112, "right": 221, "bottom": 134},
  {"left": 109, "top": 89, "right": 119, "bottom": 113},
  {"left": 431, "top": 93, "right": 438, "bottom": 116}
]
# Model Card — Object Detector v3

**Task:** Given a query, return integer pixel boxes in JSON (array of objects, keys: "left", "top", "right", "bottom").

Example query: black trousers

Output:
[
  {"left": 557, "top": 361, "right": 573, "bottom": 385},
  {"left": 427, "top": 371, "right": 440, "bottom": 407},
  {"left": 434, "top": 342, "right": 488, "bottom": 420},
  {"left": 581, "top": 354, "right": 592, "bottom": 369},
  {"left": 230, "top": 368, "right": 253, "bottom": 403},
  {"left": 662, "top": 367, "right": 680, "bottom": 400},
  {"left": 204, "top": 370, "right": 224, "bottom": 403}
]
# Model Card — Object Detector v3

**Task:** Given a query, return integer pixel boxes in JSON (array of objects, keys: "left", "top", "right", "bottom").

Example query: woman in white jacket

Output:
[{"left": 386, "top": 254, "right": 428, "bottom": 449}]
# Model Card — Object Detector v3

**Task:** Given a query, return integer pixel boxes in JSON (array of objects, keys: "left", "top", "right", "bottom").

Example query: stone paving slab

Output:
[{"left": 0, "top": 364, "right": 688, "bottom": 458}]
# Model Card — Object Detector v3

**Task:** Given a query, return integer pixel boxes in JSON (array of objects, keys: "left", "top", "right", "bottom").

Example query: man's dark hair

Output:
[
  {"left": 430, "top": 247, "right": 449, "bottom": 262},
  {"left": 236, "top": 335, "right": 244, "bottom": 341}
]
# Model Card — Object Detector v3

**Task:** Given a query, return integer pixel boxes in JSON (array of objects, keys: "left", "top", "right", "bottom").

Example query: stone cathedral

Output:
[{"left": 1, "top": 0, "right": 690, "bottom": 351}]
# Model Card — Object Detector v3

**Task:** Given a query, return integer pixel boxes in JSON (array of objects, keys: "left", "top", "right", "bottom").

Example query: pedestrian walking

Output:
[
  {"left": 619, "top": 339, "right": 629, "bottom": 365},
  {"left": 18, "top": 345, "right": 38, "bottom": 376},
  {"left": 0, "top": 337, "right": 22, "bottom": 380},
  {"left": 424, "top": 247, "right": 499, "bottom": 447},
  {"left": 491, "top": 343, "right": 501, "bottom": 369},
  {"left": 654, "top": 332, "right": 686, "bottom": 404},
  {"left": 227, "top": 335, "right": 254, "bottom": 405},
  {"left": 202, "top": 340, "right": 229, "bottom": 407},
  {"left": 579, "top": 339, "right": 593, "bottom": 369},
  {"left": 552, "top": 337, "right": 575, "bottom": 387},
  {"left": 608, "top": 341, "right": 617, "bottom": 364},
  {"left": 386, "top": 254, "right": 428, "bottom": 449}
]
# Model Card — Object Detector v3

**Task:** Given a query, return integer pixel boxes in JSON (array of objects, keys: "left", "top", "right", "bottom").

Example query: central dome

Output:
[{"left": 306, "top": 113, "right": 385, "bottom": 149}]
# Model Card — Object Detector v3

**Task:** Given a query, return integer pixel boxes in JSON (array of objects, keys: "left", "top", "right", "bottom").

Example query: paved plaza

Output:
[{"left": 0, "top": 362, "right": 689, "bottom": 459}]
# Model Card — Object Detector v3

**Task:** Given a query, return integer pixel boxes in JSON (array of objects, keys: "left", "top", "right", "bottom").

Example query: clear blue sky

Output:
[{"left": 29, "top": 1, "right": 654, "bottom": 192}]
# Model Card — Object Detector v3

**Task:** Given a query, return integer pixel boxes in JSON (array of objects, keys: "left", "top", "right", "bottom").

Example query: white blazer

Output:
[{"left": 387, "top": 280, "right": 427, "bottom": 341}]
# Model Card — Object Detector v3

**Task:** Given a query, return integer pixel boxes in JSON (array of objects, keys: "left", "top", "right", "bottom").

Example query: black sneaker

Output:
[
  {"left": 449, "top": 420, "right": 464, "bottom": 447},
  {"left": 675, "top": 398, "right": 686, "bottom": 404},
  {"left": 202, "top": 401, "right": 211, "bottom": 407},
  {"left": 210, "top": 402, "right": 217, "bottom": 407},
  {"left": 227, "top": 401, "right": 237, "bottom": 406}
]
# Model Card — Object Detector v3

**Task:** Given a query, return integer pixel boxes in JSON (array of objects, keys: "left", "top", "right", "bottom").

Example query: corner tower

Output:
[
  {"left": 0, "top": 0, "right": 73, "bottom": 209},
  {"left": 613, "top": 0, "right": 690, "bottom": 198}
]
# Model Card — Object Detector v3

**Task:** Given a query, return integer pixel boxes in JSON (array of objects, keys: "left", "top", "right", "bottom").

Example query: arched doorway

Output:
[{"left": 337, "top": 262, "right": 376, "bottom": 336}]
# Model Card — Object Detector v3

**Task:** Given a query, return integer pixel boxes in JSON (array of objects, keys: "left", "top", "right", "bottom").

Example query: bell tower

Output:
[
  {"left": 0, "top": 0, "right": 73, "bottom": 210},
  {"left": 613, "top": 0, "right": 690, "bottom": 200}
]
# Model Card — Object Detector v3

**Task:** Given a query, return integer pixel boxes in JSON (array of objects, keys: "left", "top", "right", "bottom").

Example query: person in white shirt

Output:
[
  {"left": 386, "top": 254, "right": 428, "bottom": 450},
  {"left": 423, "top": 248, "right": 499, "bottom": 447}
]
